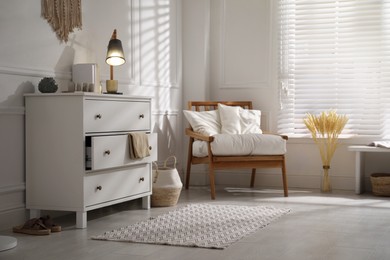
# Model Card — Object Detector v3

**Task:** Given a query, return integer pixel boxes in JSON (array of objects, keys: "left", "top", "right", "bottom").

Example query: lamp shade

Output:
[{"left": 106, "top": 29, "right": 125, "bottom": 66}]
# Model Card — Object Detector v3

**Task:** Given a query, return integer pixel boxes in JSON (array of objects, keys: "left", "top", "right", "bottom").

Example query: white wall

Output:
[
  {"left": 0, "top": 0, "right": 182, "bottom": 230},
  {"left": 182, "top": 0, "right": 390, "bottom": 193},
  {"left": 182, "top": 0, "right": 210, "bottom": 103}
]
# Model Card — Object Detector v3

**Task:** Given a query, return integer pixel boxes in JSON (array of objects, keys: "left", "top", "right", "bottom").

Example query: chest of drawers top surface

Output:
[
  {"left": 25, "top": 93, "right": 152, "bottom": 133},
  {"left": 24, "top": 92, "right": 152, "bottom": 100}
]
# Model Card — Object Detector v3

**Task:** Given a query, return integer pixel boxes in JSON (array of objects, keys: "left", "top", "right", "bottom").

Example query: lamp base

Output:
[{"left": 106, "top": 80, "right": 118, "bottom": 93}]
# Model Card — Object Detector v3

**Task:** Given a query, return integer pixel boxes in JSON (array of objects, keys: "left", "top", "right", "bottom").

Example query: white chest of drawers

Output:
[{"left": 25, "top": 93, "right": 157, "bottom": 228}]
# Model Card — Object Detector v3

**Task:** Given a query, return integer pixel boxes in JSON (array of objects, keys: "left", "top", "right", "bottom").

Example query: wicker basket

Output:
[
  {"left": 370, "top": 173, "right": 390, "bottom": 196},
  {"left": 151, "top": 156, "right": 182, "bottom": 207},
  {"left": 151, "top": 187, "right": 182, "bottom": 207}
]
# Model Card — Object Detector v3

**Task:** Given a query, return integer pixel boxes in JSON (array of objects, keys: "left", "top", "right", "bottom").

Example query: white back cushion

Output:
[
  {"left": 184, "top": 103, "right": 262, "bottom": 136},
  {"left": 183, "top": 110, "right": 221, "bottom": 136}
]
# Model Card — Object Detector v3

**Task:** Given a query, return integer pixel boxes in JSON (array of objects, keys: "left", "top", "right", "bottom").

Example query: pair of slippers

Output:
[{"left": 13, "top": 215, "right": 61, "bottom": 235}]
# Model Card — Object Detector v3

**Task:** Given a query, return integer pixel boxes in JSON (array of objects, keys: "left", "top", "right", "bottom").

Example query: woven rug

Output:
[{"left": 91, "top": 203, "right": 290, "bottom": 249}]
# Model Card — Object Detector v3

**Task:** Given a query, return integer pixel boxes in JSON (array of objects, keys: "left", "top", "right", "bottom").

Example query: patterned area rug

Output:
[{"left": 91, "top": 203, "right": 290, "bottom": 249}]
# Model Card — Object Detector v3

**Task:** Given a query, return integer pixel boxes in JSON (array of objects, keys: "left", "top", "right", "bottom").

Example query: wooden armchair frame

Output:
[{"left": 185, "top": 101, "right": 288, "bottom": 200}]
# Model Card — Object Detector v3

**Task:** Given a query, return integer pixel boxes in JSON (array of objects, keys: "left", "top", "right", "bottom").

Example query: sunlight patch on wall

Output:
[{"left": 139, "top": 0, "right": 172, "bottom": 87}]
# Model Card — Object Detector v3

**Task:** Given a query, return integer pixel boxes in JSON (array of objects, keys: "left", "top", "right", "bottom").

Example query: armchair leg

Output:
[
  {"left": 282, "top": 158, "right": 288, "bottom": 197},
  {"left": 250, "top": 168, "right": 256, "bottom": 188},
  {"left": 209, "top": 166, "right": 216, "bottom": 200},
  {"left": 185, "top": 137, "right": 194, "bottom": 190},
  {"left": 206, "top": 142, "right": 216, "bottom": 200},
  {"left": 185, "top": 160, "right": 192, "bottom": 190}
]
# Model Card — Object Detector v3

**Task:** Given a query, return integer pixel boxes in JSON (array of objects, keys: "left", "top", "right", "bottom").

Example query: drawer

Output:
[
  {"left": 90, "top": 133, "right": 157, "bottom": 171},
  {"left": 84, "top": 99, "right": 150, "bottom": 133},
  {"left": 85, "top": 164, "right": 151, "bottom": 207}
]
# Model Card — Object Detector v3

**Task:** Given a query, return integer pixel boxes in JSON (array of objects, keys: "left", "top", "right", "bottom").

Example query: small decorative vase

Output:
[
  {"left": 38, "top": 77, "right": 58, "bottom": 93},
  {"left": 321, "top": 165, "right": 332, "bottom": 192}
]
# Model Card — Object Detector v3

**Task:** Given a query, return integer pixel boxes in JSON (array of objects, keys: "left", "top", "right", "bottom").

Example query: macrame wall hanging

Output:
[{"left": 41, "top": 0, "right": 82, "bottom": 42}]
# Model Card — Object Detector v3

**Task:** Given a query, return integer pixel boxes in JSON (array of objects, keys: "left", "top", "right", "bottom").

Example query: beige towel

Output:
[{"left": 128, "top": 132, "right": 150, "bottom": 159}]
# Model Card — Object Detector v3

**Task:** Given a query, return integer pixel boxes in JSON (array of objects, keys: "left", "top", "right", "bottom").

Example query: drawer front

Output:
[
  {"left": 85, "top": 164, "right": 151, "bottom": 207},
  {"left": 84, "top": 99, "right": 150, "bottom": 133},
  {"left": 91, "top": 133, "right": 157, "bottom": 171}
]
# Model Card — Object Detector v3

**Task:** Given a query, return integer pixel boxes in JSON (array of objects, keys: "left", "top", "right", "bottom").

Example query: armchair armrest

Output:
[{"left": 185, "top": 128, "right": 215, "bottom": 142}]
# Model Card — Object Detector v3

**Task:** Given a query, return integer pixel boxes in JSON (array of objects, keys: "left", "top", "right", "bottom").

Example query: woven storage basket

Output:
[
  {"left": 151, "top": 156, "right": 182, "bottom": 207},
  {"left": 370, "top": 173, "right": 390, "bottom": 196}
]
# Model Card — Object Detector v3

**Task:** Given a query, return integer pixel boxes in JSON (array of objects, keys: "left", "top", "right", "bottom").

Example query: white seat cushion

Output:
[{"left": 192, "top": 134, "right": 286, "bottom": 157}]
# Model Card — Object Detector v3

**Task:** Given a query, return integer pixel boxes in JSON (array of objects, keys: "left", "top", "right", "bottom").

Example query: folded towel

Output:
[{"left": 128, "top": 132, "right": 150, "bottom": 159}]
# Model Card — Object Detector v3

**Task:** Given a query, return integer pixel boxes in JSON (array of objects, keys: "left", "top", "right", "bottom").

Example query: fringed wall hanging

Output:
[{"left": 41, "top": 0, "right": 82, "bottom": 42}]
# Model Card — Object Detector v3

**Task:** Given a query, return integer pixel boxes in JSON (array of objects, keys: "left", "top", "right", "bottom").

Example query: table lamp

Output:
[{"left": 105, "top": 29, "right": 125, "bottom": 93}]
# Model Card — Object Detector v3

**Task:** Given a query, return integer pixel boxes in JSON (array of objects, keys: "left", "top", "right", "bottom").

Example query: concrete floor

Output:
[{"left": 1, "top": 186, "right": 390, "bottom": 260}]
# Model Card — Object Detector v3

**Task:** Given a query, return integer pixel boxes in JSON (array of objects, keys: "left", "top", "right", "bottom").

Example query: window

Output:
[{"left": 278, "top": 0, "right": 390, "bottom": 138}]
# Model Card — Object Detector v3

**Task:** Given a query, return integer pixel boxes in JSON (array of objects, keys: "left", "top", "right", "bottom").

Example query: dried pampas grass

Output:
[{"left": 304, "top": 110, "right": 348, "bottom": 192}]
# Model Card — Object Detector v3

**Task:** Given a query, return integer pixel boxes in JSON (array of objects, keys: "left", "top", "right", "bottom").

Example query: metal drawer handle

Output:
[
  {"left": 139, "top": 114, "right": 144, "bottom": 119},
  {"left": 96, "top": 186, "right": 102, "bottom": 191},
  {"left": 104, "top": 150, "right": 111, "bottom": 155},
  {"left": 139, "top": 177, "right": 145, "bottom": 182},
  {"left": 95, "top": 114, "right": 102, "bottom": 119},
  {"left": 149, "top": 146, "right": 152, "bottom": 150}
]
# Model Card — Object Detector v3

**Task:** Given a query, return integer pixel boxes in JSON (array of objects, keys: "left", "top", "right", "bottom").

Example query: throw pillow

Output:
[
  {"left": 218, "top": 103, "right": 241, "bottom": 134},
  {"left": 183, "top": 110, "right": 221, "bottom": 136},
  {"left": 240, "top": 108, "right": 262, "bottom": 134}
]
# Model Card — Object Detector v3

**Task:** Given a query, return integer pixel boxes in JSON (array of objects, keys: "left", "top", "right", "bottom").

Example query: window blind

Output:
[{"left": 278, "top": 0, "right": 390, "bottom": 138}]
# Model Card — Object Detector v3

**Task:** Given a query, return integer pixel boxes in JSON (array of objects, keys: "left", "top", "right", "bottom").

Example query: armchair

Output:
[{"left": 184, "top": 101, "right": 288, "bottom": 200}]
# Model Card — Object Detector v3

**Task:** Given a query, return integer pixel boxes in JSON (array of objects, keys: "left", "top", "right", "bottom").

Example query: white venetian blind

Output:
[{"left": 278, "top": 0, "right": 390, "bottom": 138}]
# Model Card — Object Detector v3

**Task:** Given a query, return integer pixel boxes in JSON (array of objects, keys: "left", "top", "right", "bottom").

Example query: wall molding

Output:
[
  {"left": 0, "top": 206, "right": 27, "bottom": 231},
  {"left": 0, "top": 106, "right": 25, "bottom": 115},
  {"left": 188, "top": 170, "right": 356, "bottom": 191},
  {"left": 220, "top": 81, "right": 269, "bottom": 89},
  {"left": 153, "top": 110, "right": 179, "bottom": 116},
  {"left": 139, "top": 82, "right": 180, "bottom": 89},
  {"left": 0, "top": 183, "right": 26, "bottom": 227},
  {"left": 0, "top": 65, "right": 71, "bottom": 80},
  {"left": 0, "top": 183, "right": 26, "bottom": 195},
  {"left": 118, "top": 81, "right": 179, "bottom": 88},
  {"left": 0, "top": 203, "right": 26, "bottom": 214},
  {"left": 101, "top": 78, "right": 179, "bottom": 88}
]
